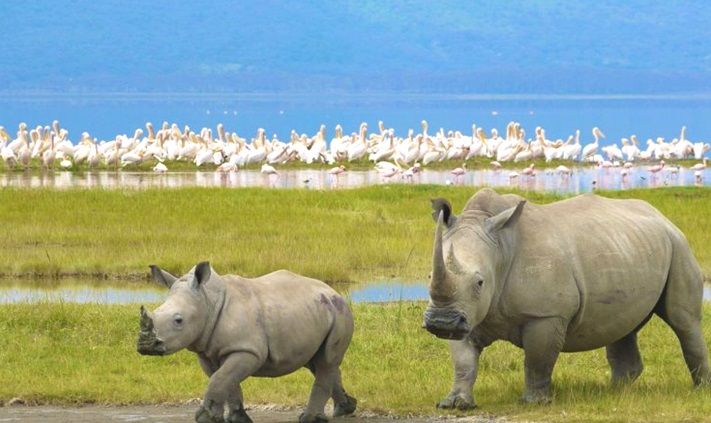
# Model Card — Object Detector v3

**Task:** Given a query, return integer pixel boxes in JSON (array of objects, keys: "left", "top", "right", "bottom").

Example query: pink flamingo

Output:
[
  {"left": 450, "top": 163, "right": 467, "bottom": 183},
  {"left": 648, "top": 160, "right": 665, "bottom": 175},
  {"left": 521, "top": 163, "right": 535, "bottom": 177},
  {"left": 328, "top": 165, "right": 346, "bottom": 176}
]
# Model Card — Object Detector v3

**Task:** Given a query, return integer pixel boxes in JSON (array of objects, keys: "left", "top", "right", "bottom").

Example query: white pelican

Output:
[
  {"left": 153, "top": 162, "right": 168, "bottom": 173},
  {"left": 581, "top": 127, "right": 605, "bottom": 161},
  {"left": 690, "top": 158, "right": 707, "bottom": 171},
  {"left": 260, "top": 164, "right": 278, "bottom": 175},
  {"left": 375, "top": 161, "right": 400, "bottom": 174},
  {"left": 622, "top": 136, "right": 641, "bottom": 161}
]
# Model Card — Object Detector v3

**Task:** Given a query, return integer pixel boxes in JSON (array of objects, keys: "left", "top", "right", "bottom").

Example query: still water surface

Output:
[{"left": 1, "top": 167, "right": 708, "bottom": 193}]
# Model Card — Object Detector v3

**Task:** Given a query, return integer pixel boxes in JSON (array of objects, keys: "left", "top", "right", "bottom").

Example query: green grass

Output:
[
  {"left": 2, "top": 156, "right": 695, "bottom": 173},
  {"left": 0, "top": 186, "right": 710, "bottom": 283},
  {"left": 1, "top": 302, "right": 711, "bottom": 422}
]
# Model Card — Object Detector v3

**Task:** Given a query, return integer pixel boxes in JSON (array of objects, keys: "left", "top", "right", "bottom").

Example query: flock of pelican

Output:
[{"left": 0, "top": 120, "right": 708, "bottom": 183}]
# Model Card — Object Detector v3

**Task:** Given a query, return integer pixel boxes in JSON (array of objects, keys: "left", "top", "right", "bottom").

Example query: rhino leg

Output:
[
  {"left": 437, "top": 338, "right": 480, "bottom": 410},
  {"left": 225, "top": 386, "right": 252, "bottom": 423},
  {"left": 655, "top": 246, "right": 711, "bottom": 386},
  {"left": 299, "top": 364, "right": 334, "bottom": 423},
  {"left": 657, "top": 305, "right": 711, "bottom": 385},
  {"left": 197, "top": 353, "right": 261, "bottom": 423},
  {"left": 331, "top": 369, "right": 357, "bottom": 417},
  {"left": 301, "top": 318, "right": 353, "bottom": 423},
  {"left": 606, "top": 330, "right": 645, "bottom": 385},
  {"left": 521, "top": 318, "right": 566, "bottom": 404}
]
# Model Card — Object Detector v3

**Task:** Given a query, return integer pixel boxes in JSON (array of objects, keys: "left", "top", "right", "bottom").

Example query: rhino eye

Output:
[
  {"left": 477, "top": 279, "right": 484, "bottom": 287},
  {"left": 174, "top": 315, "right": 183, "bottom": 325}
]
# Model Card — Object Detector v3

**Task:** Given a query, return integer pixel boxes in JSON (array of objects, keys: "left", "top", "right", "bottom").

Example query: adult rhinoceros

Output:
[
  {"left": 137, "top": 262, "right": 357, "bottom": 423},
  {"left": 423, "top": 188, "right": 710, "bottom": 407}
]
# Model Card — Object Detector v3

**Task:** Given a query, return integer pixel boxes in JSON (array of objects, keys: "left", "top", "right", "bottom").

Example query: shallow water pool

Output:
[{"left": 0, "top": 166, "right": 708, "bottom": 193}]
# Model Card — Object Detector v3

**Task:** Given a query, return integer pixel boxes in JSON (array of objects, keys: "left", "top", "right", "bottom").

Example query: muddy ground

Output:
[{"left": 0, "top": 404, "right": 504, "bottom": 422}]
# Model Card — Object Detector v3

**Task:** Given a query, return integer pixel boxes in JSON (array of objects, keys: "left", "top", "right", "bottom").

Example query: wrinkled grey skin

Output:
[
  {"left": 138, "top": 262, "right": 356, "bottom": 423},
  {"left": 424, "top": 188, "right": 710, "bottom": 408}
]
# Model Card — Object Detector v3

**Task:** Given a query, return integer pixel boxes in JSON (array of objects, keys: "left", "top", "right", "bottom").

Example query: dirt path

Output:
[{"left": 0, "top": 404, "right": 503, "bottom": 423}]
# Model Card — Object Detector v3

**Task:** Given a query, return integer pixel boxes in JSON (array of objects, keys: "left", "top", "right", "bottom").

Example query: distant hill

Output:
[{"left": 1, "top": 1, "right": 709, "bottom": 94}]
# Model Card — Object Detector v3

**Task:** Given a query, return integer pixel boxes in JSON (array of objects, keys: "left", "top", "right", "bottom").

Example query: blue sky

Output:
[{"left": 1, "top": 1, "right": 709, "bottom": 93}]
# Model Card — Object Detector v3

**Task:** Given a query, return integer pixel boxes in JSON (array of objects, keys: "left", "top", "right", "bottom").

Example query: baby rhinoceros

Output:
[{"left": 137, "top": 262, "right": 357, "bottom": 423}]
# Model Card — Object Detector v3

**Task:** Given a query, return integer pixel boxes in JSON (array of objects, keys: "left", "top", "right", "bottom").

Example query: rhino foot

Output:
[
  {"left": 226, "top": 408, "right": 252, "bottom": 423},
  {"left": 333, "top": 393, "right": 358, "bottom": 417},
  {"left": 520, "top": 390, "right": 552, "bottom": 405},
  {"left": 195, "top": 405, "right": 225, "bottom": 423},
  {"left": 299, "top": 412, "right": 329, "bottom": 423},
  {"left": 436, "top": 393, "right": 476, "bottom": 411}
]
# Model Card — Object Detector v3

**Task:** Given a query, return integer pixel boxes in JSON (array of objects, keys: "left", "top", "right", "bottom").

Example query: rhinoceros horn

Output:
[
  {"left": 430, "top": 211, "right": 457, "bottom": 302},
  {"left": 139, "top": 305, "right": 154, "bottom": 332}
]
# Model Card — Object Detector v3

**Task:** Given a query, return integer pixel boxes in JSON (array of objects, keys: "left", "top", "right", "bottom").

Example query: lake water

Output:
[
  {"left": 2, "top": 95, "right": 711, "bottom": 145},
  {"left": 1, "top": 166, "right": 708, "bottom": 193},
  {"left": 1, "top": 280, "right": 710, "bottom": 305}
]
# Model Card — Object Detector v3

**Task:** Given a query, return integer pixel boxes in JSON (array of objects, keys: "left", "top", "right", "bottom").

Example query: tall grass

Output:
[
  {"left": 1, "top": 186, "right": 709, "bottom": 282},
  {"left": 1, "top": 302, "right": 711, "bottom": 422}
]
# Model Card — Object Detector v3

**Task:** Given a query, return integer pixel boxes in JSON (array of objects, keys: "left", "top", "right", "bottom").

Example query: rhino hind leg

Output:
[
  {"left": 656, "top": 308, "right": 711, "bottom": 386},
  {"left": 302, "top": 321, "right": 354, "bottom": 422},
  {"left": 655, "top": 244, "right": 711, "bottom": 386},
  {"left": 299, "top": 363, "right": 336, "bottom": 423},
  {"left": 606, "top": 331, "right": 644, "bottom": 385},
  {"left": 331, "top": 369, "right": 357, "bottom": 417}
]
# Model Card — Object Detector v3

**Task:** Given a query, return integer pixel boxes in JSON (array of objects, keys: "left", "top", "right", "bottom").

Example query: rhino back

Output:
[
  {"left": 214, "top": 271, "right": 352, "bottom": 377},
  {"left": 501, "top": 194, "right": 683, "bottom": 351}
]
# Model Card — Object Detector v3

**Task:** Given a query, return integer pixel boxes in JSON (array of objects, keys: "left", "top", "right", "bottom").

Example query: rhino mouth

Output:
[
  {"left": 137, "top": 332, "right": 166, "bottom": 356},
  {"left": 423, "top": 307, "right": 472, "bottom": 340}
]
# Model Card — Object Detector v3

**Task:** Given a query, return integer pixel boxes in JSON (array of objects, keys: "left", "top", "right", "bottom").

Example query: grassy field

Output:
[
  {"left": 0, "top": 186, "right": 709, "bottom": 282},
  {"left": 1, "top": 301, "right": 711, "bottom": 422}
]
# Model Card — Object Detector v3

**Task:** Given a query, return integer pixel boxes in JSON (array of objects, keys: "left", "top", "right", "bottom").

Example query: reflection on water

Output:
[
  {"left": 1, "top": 167, "right": 708, "bottom": 193},
  {"left": 347, "top": 282, "right": 429, "bottom": 303},
  {"left": 2, "top": 280, "right": 709, "bottom": 304}
]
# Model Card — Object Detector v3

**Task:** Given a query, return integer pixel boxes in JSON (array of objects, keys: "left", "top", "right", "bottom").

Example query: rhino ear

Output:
[
  {"left": 150, "top": 265, "right": 178, "bottom": 288},
  {"left": 191, "top": 261, "right": 211, "bottom": 289},
  {"left": 431, "top": 198, "right": 456, "bottom": 227},
  {"left": 485, "top": 200, "right": 526, "bottom": 234}
]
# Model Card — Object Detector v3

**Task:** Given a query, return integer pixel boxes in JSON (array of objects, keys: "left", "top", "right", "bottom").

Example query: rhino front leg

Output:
[
  {"left": 521, "top": 318, "right": 566, "bottom": 404},
  {"left": 437, "top": 338, "right": 481, "bottom": 410},
  {"left": 225, "top": 385, "right": 252, "bottom": 423},
  {"left": 195, "top": 353, "right": 261, "bottom": 423}
]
